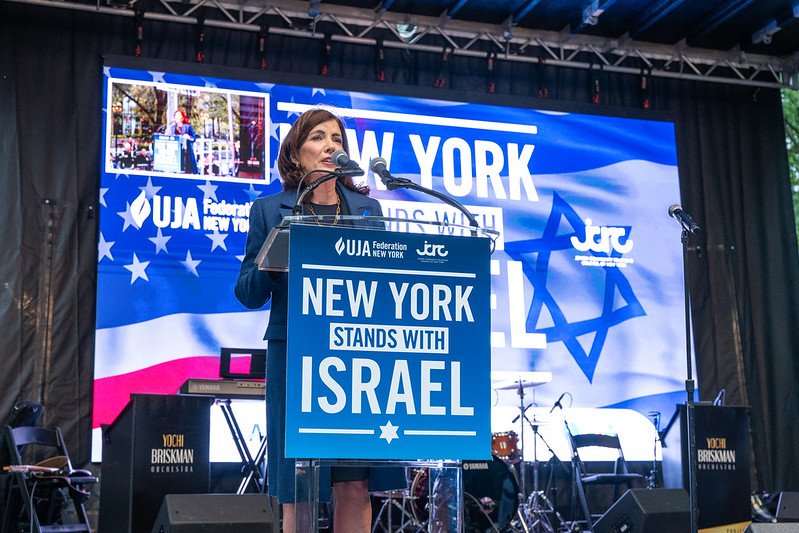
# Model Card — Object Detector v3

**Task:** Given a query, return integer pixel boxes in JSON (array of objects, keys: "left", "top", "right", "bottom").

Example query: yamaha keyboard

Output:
[{"left": 179, "top": 378, "right": 265, "bottom": 399}]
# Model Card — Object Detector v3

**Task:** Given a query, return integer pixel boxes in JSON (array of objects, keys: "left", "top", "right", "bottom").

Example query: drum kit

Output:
[{"left": 372, "top": 378, "right": 571, "bottom": 533}]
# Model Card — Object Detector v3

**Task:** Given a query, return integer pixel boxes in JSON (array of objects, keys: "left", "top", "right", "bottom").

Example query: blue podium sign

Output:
[
  {"left": 152, "top": 134, "right": 182, "bottom": 173},
  {"left": 285, "top": 224, "right": 491, "bottom": 460}
]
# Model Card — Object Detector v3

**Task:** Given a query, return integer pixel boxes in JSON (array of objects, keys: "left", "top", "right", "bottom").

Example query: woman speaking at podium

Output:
[
  {"left": 235, "top": 108, "right": 404, "bottom": 532},
  {"left": 168, "top": 109, "right": 198, "bottom": 174}
]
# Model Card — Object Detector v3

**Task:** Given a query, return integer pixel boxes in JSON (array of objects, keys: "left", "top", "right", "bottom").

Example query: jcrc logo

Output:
[
  {"left": 570, "top": 218, "right": 634, "bottom": 255},
  {"left": 335, "top": 237, "right": 371, "bottom": 257},
  {"left": 416, "top": 240, "right": 449, "bottom": 258}
]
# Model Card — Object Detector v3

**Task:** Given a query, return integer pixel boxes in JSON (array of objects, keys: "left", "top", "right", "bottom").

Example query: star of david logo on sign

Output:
[
  {"left": 504, "top": 192, "right": 645, "bottom": 383},
  {"left": 379, "top": 421, "right": 399, "bottom": 444}
]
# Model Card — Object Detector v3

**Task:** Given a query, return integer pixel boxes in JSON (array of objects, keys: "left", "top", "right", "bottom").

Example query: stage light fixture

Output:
[
  {"left": 582, "top": 0, "right": 605, "bottom": 26},
  {"left": 396, "top": 21, "right": 417, "bottom": 42},
  {"left": 501, "top": 16, "right": 514, "bottom": 41},
  {"left": 752, "top": 20, "right": 781, "bottom": 45}
]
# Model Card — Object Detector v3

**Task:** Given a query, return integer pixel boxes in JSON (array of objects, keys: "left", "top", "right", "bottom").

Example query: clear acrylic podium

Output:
[
  {"left": 257, "top": 214, "right": 498, "bottom": 533},
  {"left": 255, "top": 215, "right": 498, "bottom": 273}
]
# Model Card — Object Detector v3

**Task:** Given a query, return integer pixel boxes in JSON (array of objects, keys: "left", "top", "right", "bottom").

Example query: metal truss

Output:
[{"left": 7, "top": 0, "right": 799, "bottom": 89}]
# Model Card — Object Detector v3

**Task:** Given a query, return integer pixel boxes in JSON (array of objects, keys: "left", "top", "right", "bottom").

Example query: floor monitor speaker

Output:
[
  {"left": 593, "top": 488, "right": 690, "bottom": 533},
  {"left": 151, "top": 493, "right": 278, "bottom": 533},
  {"left": 776, "top": 492, "right": 799, "bottom": 522},
  {"left": 745, "top": 525, "right": 799, "bottom": 532}
]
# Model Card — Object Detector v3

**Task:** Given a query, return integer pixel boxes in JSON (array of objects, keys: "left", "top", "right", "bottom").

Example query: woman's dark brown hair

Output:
[{"left": 277, "top": 108, "right": 370, "bottom": 195}]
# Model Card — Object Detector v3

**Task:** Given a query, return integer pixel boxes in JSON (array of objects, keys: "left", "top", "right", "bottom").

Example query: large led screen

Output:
[{"left": 94, "top": 63, "right": 686, "bottom": 460}]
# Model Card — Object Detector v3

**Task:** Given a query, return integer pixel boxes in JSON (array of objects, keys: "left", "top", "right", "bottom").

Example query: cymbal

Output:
[
  {"left": 493, "top": 379, "right": 550, "bottom": 391},
  {"left": 491, "top": 371, "right": 552, "bottom": 390}
]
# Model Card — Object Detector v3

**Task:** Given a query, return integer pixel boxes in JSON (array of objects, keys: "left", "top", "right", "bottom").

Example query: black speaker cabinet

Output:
[
  {"left": 661, "top": 404, "right": 752, "bottom": 529},
  {"left": 744, "top": 525, "right": 799, "bottom": 532},
  {"left": 777, "top": 492, "right": 799, "bottom": 522},
  {"left": 593, "top": 489, "right": 690, "bottom": 533},
  {"left": 151, "top": 494, "right": 278, "bottom": 532},
  {"left": 99, "top": 394, "right": 213, "bottom": 533}
]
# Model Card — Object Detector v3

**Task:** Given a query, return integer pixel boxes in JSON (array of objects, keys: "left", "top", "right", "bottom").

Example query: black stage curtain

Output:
[{"left": 2, "top": 3, "right": 798, "bottom": 491}]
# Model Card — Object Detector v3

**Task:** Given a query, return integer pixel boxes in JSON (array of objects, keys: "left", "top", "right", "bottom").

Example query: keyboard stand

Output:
[{"left": 216, "top": 398, "right": 266, "bottom": 494}]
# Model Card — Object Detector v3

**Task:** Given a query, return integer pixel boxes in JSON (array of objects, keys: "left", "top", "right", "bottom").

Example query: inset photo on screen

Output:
[{"left": 105, "top": 79, "right": 268, "bottom": 182}]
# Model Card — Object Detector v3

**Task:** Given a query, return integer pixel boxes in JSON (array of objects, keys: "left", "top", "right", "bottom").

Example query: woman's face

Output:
[
  {"left": 297, "top": 119, "right": 343, "bottom": 174},
  {"left": 174, "top": 111, "right": 184, "bottom": 124}
]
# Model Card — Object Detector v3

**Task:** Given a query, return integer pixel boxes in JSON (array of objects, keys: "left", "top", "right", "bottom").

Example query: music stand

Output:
[{"left": 219, "top": 347, "right": 266, "bottom": 380}]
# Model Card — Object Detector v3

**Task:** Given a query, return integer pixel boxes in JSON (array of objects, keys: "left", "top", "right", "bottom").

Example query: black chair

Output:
[
  {"left": 1, "top": 425, "right": 97, "bottom": 532},
  {"left": 567, "top": 432, "right": 644, "bottom": 531},
  {"left": 0, "top": 402, "right": 45, "bottom": 468},
  {"left": 1, "top": 401, "right": 45, "bottom": 533},
  {"left": 2, "top": 401, "right": 45, "bottom": 428}
]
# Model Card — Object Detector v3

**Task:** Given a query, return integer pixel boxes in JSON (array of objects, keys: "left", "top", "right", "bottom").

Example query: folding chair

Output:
[
  {"left": 1, "top": 425, "right": 97, "bottom": 532},
  {"left": 0, "top": 401, "right": 45, "bottom": 470},
  {"left": 1, "top": 402, "right": 44, "bottom": 533},
  {"left": 567, "top": 432, "right": 644, "bottom": 531}
]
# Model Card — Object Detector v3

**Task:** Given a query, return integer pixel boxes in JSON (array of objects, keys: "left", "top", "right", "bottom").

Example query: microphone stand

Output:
[
  {"left": 680, "top": 226, "right": 699, "bottom": 533},
  {"left": 292, "top": 169, "right": 363, "bottom": 216},
  {"left": 380, "top": 177, "right": 480, "bottom": 235},
  {"left": 646, "top": 411, "right": 662, "bottom": 489}
]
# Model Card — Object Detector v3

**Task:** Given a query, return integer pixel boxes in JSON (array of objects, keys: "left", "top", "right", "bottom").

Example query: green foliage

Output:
[
  {"left": 782, "top": 88, "right": 799, "bottom": 246},
  {"left": 112, "top": 83, "right": 239, "bottom": 139}
]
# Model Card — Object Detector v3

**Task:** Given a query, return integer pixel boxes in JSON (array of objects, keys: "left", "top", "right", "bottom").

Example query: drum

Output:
[
  {"left": 463, "top": 456, "right": 519, "bottom": 531},
  {"left": 491, "top": 431, "right": 520, "bottom": 462},
  {"left": 409, "top": 468, "right": 429, "bottom": 525},
  {"left": 410, "top": 457, "right": 519, "bottom": 531}
]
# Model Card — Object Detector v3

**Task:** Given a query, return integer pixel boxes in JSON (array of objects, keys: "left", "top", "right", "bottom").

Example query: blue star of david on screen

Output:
[{"left": 505, "top": 192, "right": 645, "bottom": 382}]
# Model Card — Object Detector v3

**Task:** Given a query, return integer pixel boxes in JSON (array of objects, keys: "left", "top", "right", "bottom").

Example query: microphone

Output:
[
  {"left": 668, "top": 204, "right": 700, "bottom": 233},
  {"left": 369, "top": 157, "right": 407, "bottom": 190},
  {"left": 549, "top": 392, "right": 567, "bottom": 414},
  {"left": 331, "top": 150, "right": 365, "bottom": 176}
]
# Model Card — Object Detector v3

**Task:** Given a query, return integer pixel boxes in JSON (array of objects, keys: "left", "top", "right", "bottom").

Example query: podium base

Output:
[{"left": 293, "top": 459, "right": 463, "bottom": 533}]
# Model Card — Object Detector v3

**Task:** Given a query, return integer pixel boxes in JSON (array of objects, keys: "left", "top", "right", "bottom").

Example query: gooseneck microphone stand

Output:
[
  {"left": 384, "top": 178, "right": 479, "bottom": 229},
  {"left": 292, "top": 168, "right": 363, "bottom": 216},
  {"left": 370, "top": 159, "right": 481, "bottom": 235},
  {"left": 293, "top": 169, "right": 338, "bottom": 215}
]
